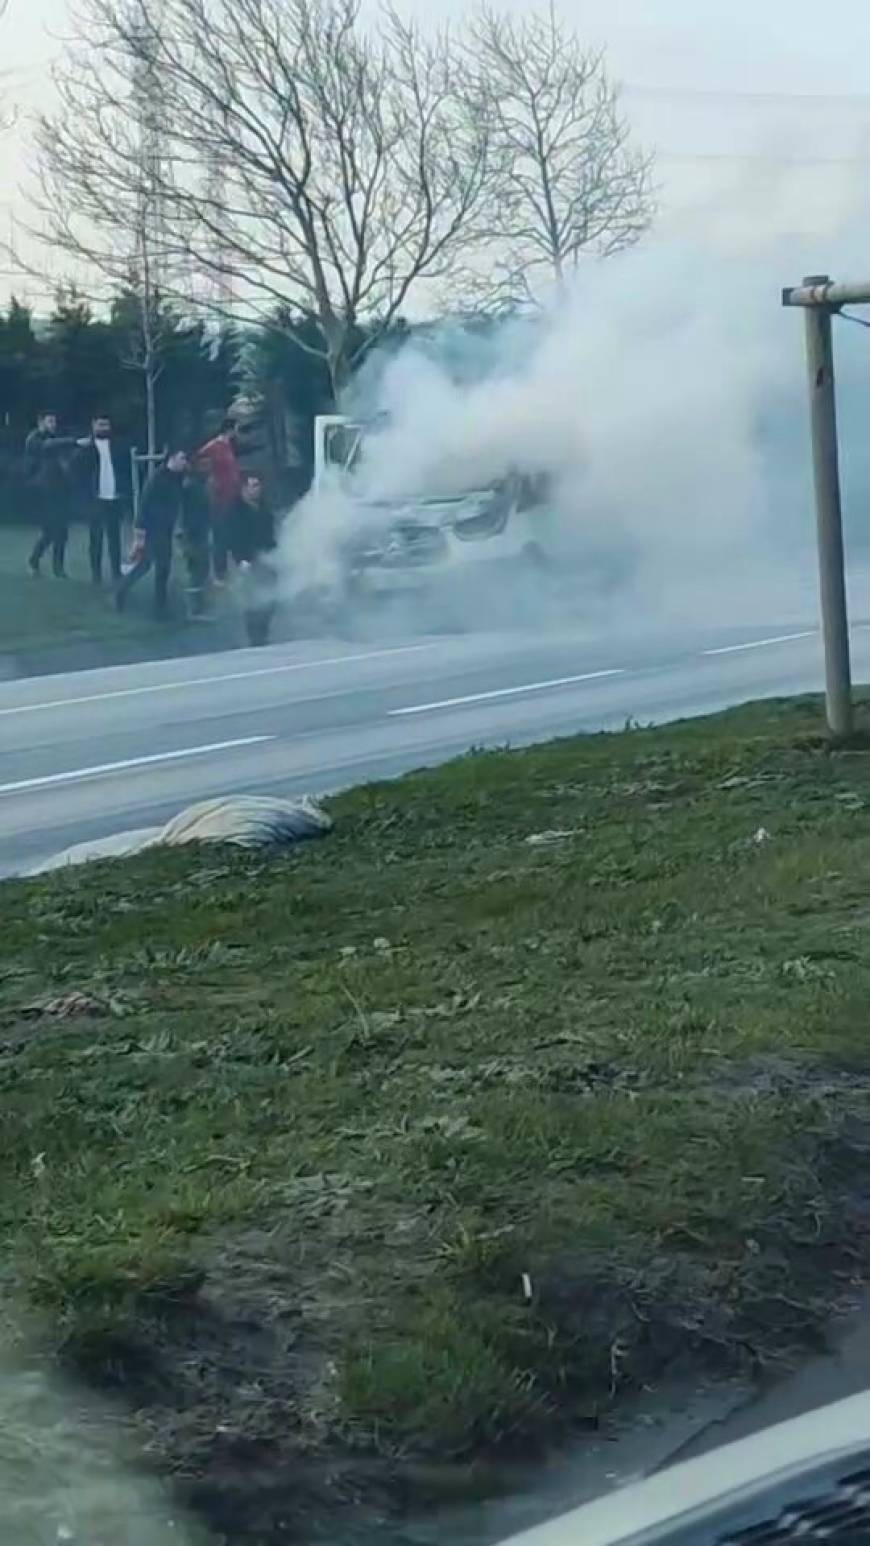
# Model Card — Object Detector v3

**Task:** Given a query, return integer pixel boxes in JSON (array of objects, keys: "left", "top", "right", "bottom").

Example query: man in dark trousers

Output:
[
  {"left": 227, "top": 472, "right": 278, "bottom": 645},
  {"left": 116, "top": 448, "right": 189, "bottom": 617},
  {"left": 196, "top": 418, "right": 242, "bottom": 583},
  {"left": 180, "top": 466, "right": 212, "bottom": 620},
  {"left": 25, "top": 411, "right": 77, "bottom": 577},
  {"left": 75, "top": 413, "right": 131, "bottom": 584}
]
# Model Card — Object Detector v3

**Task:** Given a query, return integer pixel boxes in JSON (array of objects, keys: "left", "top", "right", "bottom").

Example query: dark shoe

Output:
[
  {"left": 53, "top": 567, "right": 67, "bottom": 579},
  {"left": 28, "top": 555, "right": 40, "bottom": 577}
]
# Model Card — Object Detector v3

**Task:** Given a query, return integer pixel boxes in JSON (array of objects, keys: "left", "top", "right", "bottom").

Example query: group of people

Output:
[{"left": 24, "top": 411, "right": 280, "bottom": 646}]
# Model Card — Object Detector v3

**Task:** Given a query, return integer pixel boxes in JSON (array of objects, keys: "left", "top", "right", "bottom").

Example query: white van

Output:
[
  {"left": 496, "top": 1391, "right": 870, "bottom": 1546},
  {"left": 313, "top": 414, "right": 553, "bottom": 597}
]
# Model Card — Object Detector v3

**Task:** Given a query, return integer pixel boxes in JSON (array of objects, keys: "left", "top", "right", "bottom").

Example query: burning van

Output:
[{"left": 312, "top": 414, "right": 554, "bottom": 598}]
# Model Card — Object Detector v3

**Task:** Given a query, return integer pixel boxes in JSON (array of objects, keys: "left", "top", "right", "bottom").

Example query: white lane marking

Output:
[
  {"left": 703, "top": 631, "right": 816, "bottom": 657},
  {"left": 0, "top": 643, "right": 440, "bottom": 718},
  {"left": 389, "top": 670, "right": 625, "bottom": 717},
  {"left": 0, "top": 736, "right": 274, "bottom": 796}
]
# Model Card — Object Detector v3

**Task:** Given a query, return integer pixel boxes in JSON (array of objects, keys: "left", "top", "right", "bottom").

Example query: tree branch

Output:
[{"left": 464, "top": 6, "right": 655, "bottom": 300}]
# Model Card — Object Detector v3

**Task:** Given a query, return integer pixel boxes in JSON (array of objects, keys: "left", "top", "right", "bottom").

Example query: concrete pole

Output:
[{"left": 802, "top": 274, "right": 853, "bottom": 739}]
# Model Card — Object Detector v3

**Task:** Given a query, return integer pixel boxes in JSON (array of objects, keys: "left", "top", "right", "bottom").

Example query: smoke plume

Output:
[
  {"left": 0, "top": 1341, "right": 205, "bottom": 1545},
  {"left": 276, "top": 207, "right": 870, "bottom": 638}
]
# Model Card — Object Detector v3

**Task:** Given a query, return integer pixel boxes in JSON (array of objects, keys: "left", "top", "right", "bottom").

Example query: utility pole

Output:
[
  {"left": 782, "top": 274, "right": 854, "bottom": 739},
  {"left": 206, "top": 147, "right": 235, "bottom": 316},
  {"left": 131, "top": 16, "right": 168, "bottom": 462},
  {"left": 199, "top": 146, "right": 237, "bottom": 374}
]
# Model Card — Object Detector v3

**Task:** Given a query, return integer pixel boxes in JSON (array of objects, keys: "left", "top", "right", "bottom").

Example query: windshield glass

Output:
[{"left": 323, "top": 421, "right": 365, "bottom": 472}]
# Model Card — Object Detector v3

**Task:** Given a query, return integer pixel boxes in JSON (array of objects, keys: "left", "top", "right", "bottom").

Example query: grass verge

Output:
[
  {"left": 4, "top": 695, "right": 870, "bottom": 1537},
  {"left": 0, "top": 523, "right": 198, "bottom": 658}
]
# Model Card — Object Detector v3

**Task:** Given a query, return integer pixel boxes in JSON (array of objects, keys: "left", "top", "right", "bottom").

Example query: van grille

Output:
[{"left": 382, "top": 524, "right": 447, "bottom": 565}]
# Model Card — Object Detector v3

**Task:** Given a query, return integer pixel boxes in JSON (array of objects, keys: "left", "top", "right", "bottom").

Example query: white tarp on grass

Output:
[{"left": 26, "top": 794, "right": 333, "bottom": 876}]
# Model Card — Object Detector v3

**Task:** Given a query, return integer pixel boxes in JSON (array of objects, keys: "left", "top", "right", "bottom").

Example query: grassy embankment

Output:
[
  {"left": 0, "top": 523, "right": 205, "bottom": 658},
  {"left": 4, "top": 696, "right": 870, "bottom": 1535}
]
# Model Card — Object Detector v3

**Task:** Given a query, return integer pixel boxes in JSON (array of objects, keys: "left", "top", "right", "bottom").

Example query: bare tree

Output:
[
  {"left": 467, "top": 6, "right": 654, "bottom": 302},
  {"left": 17, "top": 7, "right": 179, "bottom": 456},
  {"left": 30, "top": 0, "right": 494, "bottom": 399}
]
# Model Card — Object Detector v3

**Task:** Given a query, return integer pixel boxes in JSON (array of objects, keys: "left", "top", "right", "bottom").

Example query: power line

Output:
[
  {"left": 624, "top": 83, "right": 870, "bottom": 106},
  {"left": 659, "top": 151, "right": 870, "bottom": 166}
]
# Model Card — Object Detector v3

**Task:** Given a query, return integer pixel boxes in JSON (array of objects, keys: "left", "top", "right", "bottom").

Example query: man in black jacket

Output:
[
  {"left": 75, "top": 414, "right": 132, "bottom": 584},
  {"left": 25, "top": 411, "right": 77, "bottom": 577},
  {"left": 227, "top": 472, "right": 278, "bottom": 646},
  {"left": 116, "top": 448, "right": 189, "bottom": 617}
]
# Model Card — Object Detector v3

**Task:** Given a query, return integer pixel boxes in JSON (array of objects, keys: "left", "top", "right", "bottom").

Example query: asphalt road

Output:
[{"left": 2, "top": 612, "right": 870, "bottom": 877}]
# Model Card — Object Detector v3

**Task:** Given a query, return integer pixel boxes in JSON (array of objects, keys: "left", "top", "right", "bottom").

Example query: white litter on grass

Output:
[
  {"left": 525, "top": 829, "right": 583, "bottom": 847},
  {"left": 25, "top": 794, "right": 332, "bottom": 876}
]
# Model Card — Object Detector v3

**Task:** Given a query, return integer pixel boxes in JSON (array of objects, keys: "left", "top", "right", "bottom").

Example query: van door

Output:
[{"left": 313, "top": 416, "right": 365, "bottom": 492}]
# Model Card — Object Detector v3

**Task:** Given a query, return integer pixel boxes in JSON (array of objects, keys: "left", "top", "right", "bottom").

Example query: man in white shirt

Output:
[
  {"left": 96, "top": 434, "right": 116, "bottom": 500},
  {"left": 77, "top": 414, "right": 130, "bottom": 583}
]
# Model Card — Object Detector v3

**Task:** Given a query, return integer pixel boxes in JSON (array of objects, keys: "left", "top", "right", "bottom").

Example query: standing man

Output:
[
  {"left": 76, "top": 414, "right": 131, "bottom": 585},
  {"left": 116, "top": 447, "right": 189, "bottom": 617},
  {"left": 227, "top": 472, "right": 278, "bottom": 646},
  {"left": 25, "top": 411, "right": 77, "bottom": 577},
  {"left": 180, "top": 466, "right": 212, "bottom": 620},
  {"left": 196, "top": 418, "right": 242, "bottom": 583}
]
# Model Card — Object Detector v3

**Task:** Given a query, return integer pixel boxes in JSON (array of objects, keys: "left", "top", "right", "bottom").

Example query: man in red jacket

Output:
[{"left": 196, "top": 418, "right": 242, "bottom": 582}]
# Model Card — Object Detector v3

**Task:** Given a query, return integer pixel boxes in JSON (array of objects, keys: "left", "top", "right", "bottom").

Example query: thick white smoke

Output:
[
  {"left": 275, "top": 214, "right": 870, "bottom": 638},
  {"left": 0, "top": 1344, "right": 204, "bottom": 1545}
]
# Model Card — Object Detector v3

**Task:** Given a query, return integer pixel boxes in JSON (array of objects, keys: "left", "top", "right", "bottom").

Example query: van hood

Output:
[{"left": 356, "top": 491, "right": 495, "bottom": 529}]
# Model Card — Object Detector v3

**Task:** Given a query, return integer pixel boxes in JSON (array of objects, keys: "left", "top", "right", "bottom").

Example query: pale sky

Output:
[{"left": 4, "top": 0, "right": 870, "bottom": 303}]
